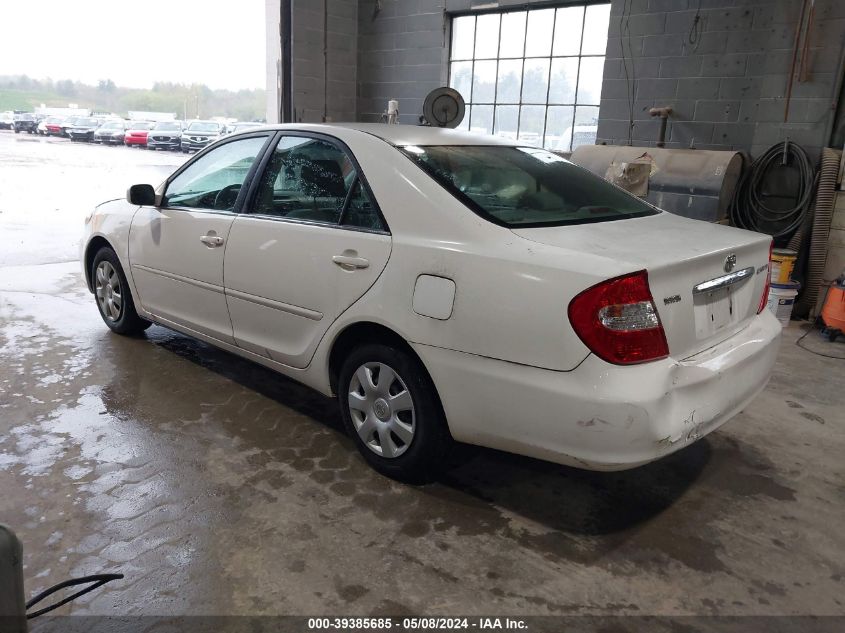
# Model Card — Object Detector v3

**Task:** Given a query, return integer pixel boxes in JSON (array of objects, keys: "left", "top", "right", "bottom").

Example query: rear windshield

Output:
[{"left": 401, "top": 145, "right": 659, "bottom": 228}]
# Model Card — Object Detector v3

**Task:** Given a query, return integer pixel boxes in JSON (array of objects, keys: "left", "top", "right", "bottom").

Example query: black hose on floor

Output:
[{"left": 729, "top": 140, "right": 816, "bottom": 242}]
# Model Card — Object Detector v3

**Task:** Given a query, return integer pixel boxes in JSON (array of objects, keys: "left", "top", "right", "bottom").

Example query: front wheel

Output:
[
  {"left": 338, "top": 344, "right": 451, "bottom": 483},
  {"left": 91, "top": 247, "right": 151, "bottom": 335}
]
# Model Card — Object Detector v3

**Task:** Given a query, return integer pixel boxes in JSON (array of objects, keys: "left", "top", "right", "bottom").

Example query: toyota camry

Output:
[{"left": 81, "top": 124, "right": 780, "bottom": 481}]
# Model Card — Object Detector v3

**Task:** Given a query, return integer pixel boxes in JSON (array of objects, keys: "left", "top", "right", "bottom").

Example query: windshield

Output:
[
  {"left": 77, "top": 118, "right": 98, "bottom": 126},
  {"left": 401, "top": 145, "right": 659, "bottom": 228},
  {"left": 186, "top": 122, "right": 219, "bottom": 133},
  {"left": 101, "top": 121, "right": 123, "bottom": 129},
  {"left": 128, "top": 121, "right": 153, "bottom": 130},
  {"left": 153, "top": 121, "right": 181, "bottom": 131}
]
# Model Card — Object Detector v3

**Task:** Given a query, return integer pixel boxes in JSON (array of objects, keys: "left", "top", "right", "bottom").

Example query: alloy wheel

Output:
[
  {"left": 348, "top": 362, "right": 416, "bottom": 459},
  {"left": 95, "top": 260, "right": 122, "bottom": 322}
]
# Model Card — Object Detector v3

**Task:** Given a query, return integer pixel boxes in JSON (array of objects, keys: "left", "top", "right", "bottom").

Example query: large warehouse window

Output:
[{"left": 449, "top": 3, "right": 610, "bottom": 152}]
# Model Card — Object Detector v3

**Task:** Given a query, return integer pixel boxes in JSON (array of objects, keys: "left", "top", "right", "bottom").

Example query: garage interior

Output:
[{"left": 1, "top": 0, "right": 844, "bottom": 627}]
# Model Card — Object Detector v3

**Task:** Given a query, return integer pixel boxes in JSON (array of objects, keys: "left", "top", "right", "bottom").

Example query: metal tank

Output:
[{"left": 569, "top": 145, "right": 744, "bottom": 223}]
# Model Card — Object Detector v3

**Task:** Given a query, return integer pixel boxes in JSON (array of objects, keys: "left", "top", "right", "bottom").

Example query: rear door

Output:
[
  {"left": 224, "top": 133, "right": 391, "bottom": 368},
  {"left": 128, "top": 133, "right": 272, "bottom": 343}
]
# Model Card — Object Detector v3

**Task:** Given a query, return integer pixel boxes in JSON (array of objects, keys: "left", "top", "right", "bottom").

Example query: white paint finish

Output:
[
  {"left": 413, "top": 310, "right": 782, "bottom": 470},
  {"left": 127, "top": 207, "right": 237, "bottom": 343},
  {"left": 413, "top": 275, "right": 456, "bottom": 320},
  {"left": 82, "top": 124, "right": 784, "bottom": 471},
  {"left": 223, "top": 215, "right": 391, "bottom": 368}
]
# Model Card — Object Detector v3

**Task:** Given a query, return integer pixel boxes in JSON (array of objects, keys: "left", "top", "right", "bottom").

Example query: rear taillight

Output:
[
  {"left": 568, "top": 270, "right": 669, "bottom": 365},
  {"left": 757, "top": 240, "right": 773, "bottom": 314}
]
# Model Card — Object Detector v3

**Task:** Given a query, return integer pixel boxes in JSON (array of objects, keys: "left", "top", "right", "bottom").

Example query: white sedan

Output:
[{"left": 81, "top": 124, "right": 781, "bottom": 481}]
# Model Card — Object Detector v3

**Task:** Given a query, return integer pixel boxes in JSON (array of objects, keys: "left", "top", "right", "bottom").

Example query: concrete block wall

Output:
[
  {"left": 597, "top": 0, "right": 845, "bottom": 161},
  {"left": 357, "top": 0, "right": 448, "bottom": 124},
  {"left": 291, "top": 0, "right": 358, "bottom": 123}
]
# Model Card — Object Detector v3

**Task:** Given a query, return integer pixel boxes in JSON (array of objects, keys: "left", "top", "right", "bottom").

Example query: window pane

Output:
[
  {"left": 518, "top": 105, "right": 545, "bottom": 146},
  {"left": 343, "top": 180, "right": 384, "bottom": 231},
  {"left": 522, "top": 58, "right": 550, "bottom": 103},
  {"left": 576, "top": 57, "right": 605, "bottom": 105},
  {"left": 474, "top": 13, "right": 500, "bottom": 59},
  {"left": 548, "top": 58, "right": 579, "bottom": 104},
  {"left": 545, "top": 106, "right": 575, "bottom": 152},
  {"left": 582, "top": 4, "right": 611, "bottom": 55},
  {"left": 499, "top": 11, "right": 526, "bottom": 58},
  {"left": 450, "top": 61, "right": 473, "bottom": 102},
  {"left": 470, "top": 104, "right": 493, "bottom": 135},
  {"left": 496, "top": 59, "right": 523, "bottom": 104},
  {"left": 456, "top": 105, "right": 470, "bottom": 131},
  {"left": 253, "top": 136, "right": 355, "bottom": 223},
  {"left": 553, "top": 6, "right": 584, "bottom": 56},
  {"left": 524, "top": 8, "right": 555, "bottom": 57},
  {"left": 493, "top": 105, "right": 519, "bottom": 140},
  {"left": 165, "top": 136, "right": 267, "bottom": 210},
  {"left": 451, "top": 15, "right": 475, "bottom": 60},
  {"left": 573, "top": 105, "right": 599, "bottom": 149},
  {"left": 472, "top": 60, "right": 497, "bottom": 103}
]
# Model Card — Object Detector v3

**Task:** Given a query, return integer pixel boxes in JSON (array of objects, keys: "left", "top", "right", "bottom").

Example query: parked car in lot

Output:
[
  {"left": 67, "top": 117, "right": 102, "bottom": 142},
  {"left": 0, "top": 112, "right": 14, "bottom": 130},
  {"left": 93, "top": 119, "right": 127, "bottom": 145},
  {"left": 180, "top": 120, "right": 223, "bottom": 152},
  {"left": 81, "top": 124, "right": 780, "bottom": 482},
  {"left": 146, "top": 121, "right": 183, "bottom": 151},
  {"left": 124, "top": 121, "right": 154, "bottom": 147},
  {"left": 12, "top": 113, "right": 38, "bottom": 134},
  {"left": 60, "top": 116, "right": 86, "bottom": 137},
  {"left": 41, "top": 116, "right": 65, "bottom": 136}
]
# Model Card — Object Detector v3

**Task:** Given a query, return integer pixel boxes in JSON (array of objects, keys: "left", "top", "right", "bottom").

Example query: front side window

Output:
[
  {"left": 251, "top": 135, "right": 384, "bottom": 231},
  {"left": 449, "top": 3, "right": 610, "bottom": 152},
  {"left": 402, "top": 145, "right": 657, "bottom": 228},
  {"left": 164, "top": 135, "right": 268, "bottom": 211}
]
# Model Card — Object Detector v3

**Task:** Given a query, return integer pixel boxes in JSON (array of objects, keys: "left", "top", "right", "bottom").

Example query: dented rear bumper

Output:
[{"left": 414, "top": 309, "right": 781, "bottom": 471}]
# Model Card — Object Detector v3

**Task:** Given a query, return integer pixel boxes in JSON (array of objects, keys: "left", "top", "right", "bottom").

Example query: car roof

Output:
[{"left": 255, "top": 123, "right": 520, "bottom": 147}]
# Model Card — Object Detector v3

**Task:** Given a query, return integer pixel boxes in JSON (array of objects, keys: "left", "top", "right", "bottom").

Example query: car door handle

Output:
[
  {"left": 332, "top": 255, "right": 369, "bottom": 270},
  {"left": 200, "top": 234, "right": 224, "bottom": 247}
]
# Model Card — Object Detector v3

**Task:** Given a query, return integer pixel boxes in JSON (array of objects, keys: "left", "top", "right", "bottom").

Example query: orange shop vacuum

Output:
[{"left": 820, "top": 270, "right": 845, "bottom": 341}]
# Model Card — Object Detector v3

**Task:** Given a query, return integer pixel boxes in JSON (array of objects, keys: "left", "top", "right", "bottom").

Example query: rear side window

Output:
[
  {"left": 252, "top": 135, "right": 384, "bottom": 231},
  {"left": 401, "top": 145, "right": 659, "bottom": 228}
]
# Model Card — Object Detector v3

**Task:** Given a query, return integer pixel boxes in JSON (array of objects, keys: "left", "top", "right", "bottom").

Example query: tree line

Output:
[{"left": 0, "top": 75, "right": 266, "bottom": 121}]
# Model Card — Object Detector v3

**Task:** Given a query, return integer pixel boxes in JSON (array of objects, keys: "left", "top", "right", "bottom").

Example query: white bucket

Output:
[{"left": 767, "top": 281, "right": 800, "bottom": 327}]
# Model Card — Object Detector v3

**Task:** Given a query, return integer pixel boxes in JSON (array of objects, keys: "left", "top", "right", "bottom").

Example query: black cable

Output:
[
  {"left": 688, "top": 0, "right": 705, "bottom": 52},
  {"left": 796, "top": 326, "right": 845, "bottom": 359},
  {"left": 729, "top": 140, "right": 816, "bottom": 242},
  {"left": 25, "top": 573, "right": 123, "bottom": 618}
]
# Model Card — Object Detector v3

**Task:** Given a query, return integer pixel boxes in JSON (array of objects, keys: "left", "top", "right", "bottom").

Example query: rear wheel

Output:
[
  {"left": 91, "top": 247, "right": 151, "bottom": 335},
  {"left": 338, "top": 344, "right": 451, "bottom": 483}
]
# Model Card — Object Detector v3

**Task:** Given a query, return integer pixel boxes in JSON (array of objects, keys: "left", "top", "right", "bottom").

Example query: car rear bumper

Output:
[{"left": 413, "top": 309, "right": 782, "bottom": 471}]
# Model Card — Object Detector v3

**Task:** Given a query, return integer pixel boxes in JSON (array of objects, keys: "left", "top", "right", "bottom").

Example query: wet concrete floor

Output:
[{"left": 0, "top": 131, "right": 843, "bottom": 616}]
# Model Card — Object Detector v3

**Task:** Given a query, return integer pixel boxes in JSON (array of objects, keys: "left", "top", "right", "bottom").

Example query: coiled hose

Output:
[
  {"left": 793, "top": 147, "right": 841, "bottom": 318},
  {"left": 729, "top": 141, "right": 816, "bottom": 241}
]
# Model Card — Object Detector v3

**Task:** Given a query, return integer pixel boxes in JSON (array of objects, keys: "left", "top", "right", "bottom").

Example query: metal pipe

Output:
[{"left": 784, "top": 0, "right": 810, "bottom": 123}]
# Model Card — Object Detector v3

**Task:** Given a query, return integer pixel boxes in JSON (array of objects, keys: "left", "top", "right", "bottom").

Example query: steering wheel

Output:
[{"left": 213, "top": 183, "right": 242, "bottom": 210}]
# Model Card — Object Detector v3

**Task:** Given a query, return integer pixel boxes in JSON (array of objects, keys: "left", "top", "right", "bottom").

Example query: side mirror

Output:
[{"left": 127, "top": 184, "right": 156, "bottom": 206}]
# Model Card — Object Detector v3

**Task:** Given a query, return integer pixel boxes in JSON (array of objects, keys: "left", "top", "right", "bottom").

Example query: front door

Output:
[
  {"left": 224, "top": 134, "right": 391, "bottom": 367},
  {"left": 128, "top": 134, "right": 271, "bottom": 343}
]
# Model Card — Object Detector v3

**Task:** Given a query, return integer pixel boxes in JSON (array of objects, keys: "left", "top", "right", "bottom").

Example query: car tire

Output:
[
  {"left": 91, "top": 247, "right": 151, "bottom": 336},
  {"left": 338, "top": 343, "right": 452, "bottom": 483}
]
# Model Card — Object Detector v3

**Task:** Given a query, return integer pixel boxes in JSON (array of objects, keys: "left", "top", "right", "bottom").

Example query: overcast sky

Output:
[{"left": 1, "top": 0, "right": 266, "bottom": 91}]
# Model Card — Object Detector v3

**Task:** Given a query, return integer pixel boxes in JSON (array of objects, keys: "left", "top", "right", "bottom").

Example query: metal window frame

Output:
[{"left": 448, "top": 1, "right": 609, "bottom": 150}]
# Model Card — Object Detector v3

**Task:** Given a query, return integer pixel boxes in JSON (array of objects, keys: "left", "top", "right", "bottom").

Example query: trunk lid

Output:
[{"left": 512, "top": 212, "right": 771, "bottom": 360}]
